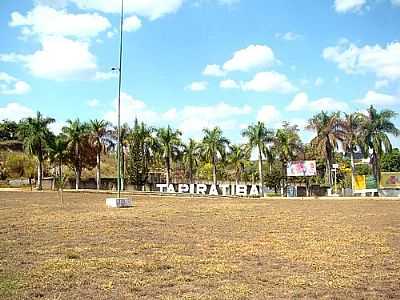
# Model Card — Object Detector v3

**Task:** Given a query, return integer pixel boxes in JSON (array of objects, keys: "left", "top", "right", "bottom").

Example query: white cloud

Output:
[
  {"left": 375, "top": 80, "right": 389, "bottom": 89},
  {"left": 314, "top": 77, "right": 324, "bottom": 86},
  {"left": 323, "top": 41, "right": 400, "bottom": 80},
  {"left": 87, "top": 99, "right": 100, "bottom": 108},
  {"left": 257, "top": 105, "right": 281, "bottom": 125},
  {"left": 275, "top": 32, "right": 302, "bottom": 41},
  {"left": 1, "top": 36, "right": 98, "bottom": 81},
  {"left": 49, "top": 121, "right": 67, "bottom": 134},
  {"left": 107, "top": 31, "right": 115, "bottom": 38},
  {"left": 355, "top": 90, "right": 398, "bottom": 106},
  {"left": 179, "top": 102, "right": 251, "bottom": 136},
  {"left": 310, "top": 97, "right": 349, "bottom": 111},
  {"left": 392, "top": 0, "right": 400, "bottom": 6},
  {"left": 203, "top": 64, "right": 226, "bottom": 77},
  {"left": 220, "top": 79, "right": 239, "bottom": 89},
  {"left": 94, "top": 71, "right": 117, "bottom": 80},
  {"left": 124, "top": 15, "right": 142, "bottom": 32},
  {"left": 185, "top": 81, "right": 208, "bottom": 92},
  {"left": 9, "top": 5, "right": 111, "bottom": 39},
  {"left": 223, "top": 44, "right": 275, "bottom": 72},
  {"left": 334, "top": 0, "right": 366, "bottom": 13},
  {"left": 69, "top": 0, "right": 184, "bottom": 21},
  {"left": 242, "top": 71, "right": 296, "bottom": 93},
  {"left": 286, "top": 92, "right": 349, "bottom": 112},
  {"left": 0, "top": 72, "right": 31, "bottom": 95},
  {"left": 218, "top": 0, "right": 240, "bottom": 5},
  {"left": 162, "top": 108, "right": 177, "bottom": 121},
  {"left": 286, "top": 92, "right": 309, "bottom": 111},
  {"left": 104, "top": 92, "right": 158, "bottom": 125},
  {"left": 0, "top": 102, "right": 35, "bottom": 121},
  {"left": 103, "top": 92, "right": 252, "bottom": 138}
]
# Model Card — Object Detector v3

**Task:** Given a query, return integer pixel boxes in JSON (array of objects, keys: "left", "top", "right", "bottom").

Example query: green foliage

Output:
[
  {"left": 0, "top": 120, "right": 19, "bottom": 141},
  {"left": 4, "top": 152, "right": 36, "bottom": 179},
  {"left": 381, "top": 148, "right": 400, "bottom": 172},
  {"left": 355, "top": 164, "right": 371, "bottom": 176}
]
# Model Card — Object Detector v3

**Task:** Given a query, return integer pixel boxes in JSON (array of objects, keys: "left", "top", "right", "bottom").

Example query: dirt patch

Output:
[{"left": 1, "top": 191, "right": 399, "bottom": 299}]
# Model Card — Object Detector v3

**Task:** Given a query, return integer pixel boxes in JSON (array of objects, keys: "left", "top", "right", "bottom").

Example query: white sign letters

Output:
[{"left": 156, "top": 183, "right": 261, "bottom": 197}]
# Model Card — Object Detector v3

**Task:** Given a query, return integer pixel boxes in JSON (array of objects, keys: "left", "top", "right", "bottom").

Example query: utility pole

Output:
[{"left": 116, "top": 0, "right": 124, "bottom": 199}]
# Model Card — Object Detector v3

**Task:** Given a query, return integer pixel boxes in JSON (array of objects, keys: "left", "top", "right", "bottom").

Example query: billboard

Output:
[
  {"left": 353, "top": 175, "right": 378, "bottom": 192},
  {"left": 287, "top": 161, "right": 317, "bottom": 177},
  {"left": 353, "top": 175, "right": 366, "bottom": 191},
  {"left": 380, "top": 172, "right": 400, "bottom": 189}
]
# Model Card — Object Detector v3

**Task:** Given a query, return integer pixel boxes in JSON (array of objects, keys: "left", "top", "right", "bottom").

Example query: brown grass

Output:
[{"left": 0, "top": 191, "right": 399, "bottom": 299}]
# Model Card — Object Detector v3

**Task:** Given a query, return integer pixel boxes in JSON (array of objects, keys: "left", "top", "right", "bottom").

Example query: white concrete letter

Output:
[
  {"left": 249, "top": 185, "right": 260, "bottom": 196},
  {"left": 167, "top": 184, "right": 176, "bottom": 193},
  {"left": 209, "top": 184, "right": 219, "bottom": 196},
  {"left": 236, "top": 185, "right": 247, "bottom": 196},
  {"left": 156, "top": 184, "right": 168, "bottom": 193},
  {"left": 220, "top": 184, "right": 230, "bottom": 196},
  {"left": 189, "top": 184, "right": 195, "bottom": 194},
  {"left": 197, "top": 184, "right": 207, "bottom": 195},
  {"left": 178, "top": 184, "right": 189, "bottom": 193}
]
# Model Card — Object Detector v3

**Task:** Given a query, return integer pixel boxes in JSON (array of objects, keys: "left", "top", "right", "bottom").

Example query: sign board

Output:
[
  {"left": 380, "top": 172, "right": 400, "bottom": 189},
  {"left": 332, "top": 164, "right": 339, "bottom": 169},
  {"left": 353, "top": 175, "right": 366, "bottom": 191},
  {"left": 156, "top": 183, "right": 261, "bottom": 197},
  {"left": 287, "top": 161, "right": 317, "bottom": 177}
]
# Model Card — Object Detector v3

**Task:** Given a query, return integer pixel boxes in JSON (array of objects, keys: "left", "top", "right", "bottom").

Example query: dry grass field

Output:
[{"left": 0, "top": 191, "right": 399, "bottom": 299}]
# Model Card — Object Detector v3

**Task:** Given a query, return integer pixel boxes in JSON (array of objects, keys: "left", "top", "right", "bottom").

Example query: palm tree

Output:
[
  {"left": 201, "top": 127, "right": 230, "bottom": 185},
  {"left": 306, "top": 112, "right": 345, "bottom": 185},
  {"left": 47, "top": 135, "right": 68, "bottom": 188},
  {"left": 363, "top": 106, "right": 399, "bottom": 183},
  {"left": 228, "top": 144, "right": 249, "bottom": 185},
  {"left": 182, "top": 138, "right": 200, "bottom": 183},
  {"left": 62, "top": 119, "right": 89, "bottom": 190},
  {"left": 18, "top": 112, "right": 55, "bottom": 190},
  {"left": 242, "top": 122, "right": 274, "bottom": 196},
  {"left": 340, "top": 112, "right": 365, "bottom": 177},
  {"left": 89, "top": 119, "right": 111, "bottom": 190},
  {"left": 274, "top": 125, "right": 302, "bottom": 188},
  {"left": 156, "top": 126, "right": 182, "bottom": 186}
]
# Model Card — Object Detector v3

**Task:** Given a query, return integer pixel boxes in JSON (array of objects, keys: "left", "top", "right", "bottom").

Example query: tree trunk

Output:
[
  {"left": 189, "top": 160, "right": 193, "bottom": 184},
  {"left": 96, "top": 151, "right": 101, "bottom": 190},
  {"left": 121, "top": 150, "right": 125, "bottom": 191},
  {"left": 372, "top": 150, "right": 380, "bottom": 186},
  {"left": 212, "top": 156, "right": 217, "bottom": 186},
  {"left": 37, "top": 154, "right": 43, "bottom": 190},
  {"left": 166, "top": 156, "right": 170, "bottom": 186},
  {"left": 258, "top": 147, "right": 264, "bottom": 197},
  {"left": 75, "top": 168, "right": 80, "bottom": 190}
]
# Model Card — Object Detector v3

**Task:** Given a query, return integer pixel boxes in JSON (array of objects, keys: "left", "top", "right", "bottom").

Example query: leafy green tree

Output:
[
  {"left": 4, "top": 152, "right": 36, "bottom": 180},
  {"left": 340, "top": 112, "right": 365, "bottom": 177},
  {"left": 127, "top": 119, "right": 156, "bottom": 188},
  {"left": 18, "top": 112, "right": 55, "bottom": 190},
  {"left": 228, "top": 144, "right": 249, "bottom": 185},
  {"left": 201, "top": 127, "right": 230, "bottom": 185},
  {"left": 47, "top": 136, "right": 69, "bottom": 190},
  {"left": 62, "top": 119, "right": 90, "bottom": 190},
  {"left": 274, "top": 123, "right": 302, "bottom": 190},
  {"left": 381, "top": 149, "right": 400, "bottom": 172},
  {"left": 156, "top": 125, "right": 182, "bottom": 186},
  {"left": 363, "top": 106, "right": 400, "bottom": 183},
  {"left": 0, "top": 120, "right": 19, "bottom": 141},
  {"left": 182, "top": 138, "right": 200, "bottom": 183},
  {"left": 89, "top": 119, "right": 111, "bottom": 190},
  {"left": 242, "top": 122, "right": 274, "bottom": 196},
  {"left": 306, "top": 111, "right": 345, "bottom": 185}
]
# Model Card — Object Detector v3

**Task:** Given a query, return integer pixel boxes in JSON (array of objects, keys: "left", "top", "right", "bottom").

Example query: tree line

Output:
[{"left": 0, "top": 105, "right": 399, "bottom": 195}]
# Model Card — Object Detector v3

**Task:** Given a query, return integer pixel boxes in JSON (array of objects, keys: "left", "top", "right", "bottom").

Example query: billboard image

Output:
[
  {"left": 380, "top": 172, "right": 400, "bottom": 189},
  {"left": 287, "top": 161, "right": 317, "bottom": 177}
]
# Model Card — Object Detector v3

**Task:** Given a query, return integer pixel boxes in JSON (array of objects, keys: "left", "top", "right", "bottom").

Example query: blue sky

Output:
[{"left": 0, "top": 0, "right": 399, "bottom": 146}]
